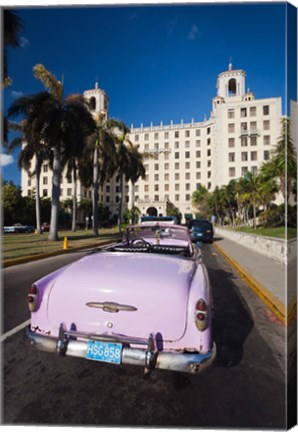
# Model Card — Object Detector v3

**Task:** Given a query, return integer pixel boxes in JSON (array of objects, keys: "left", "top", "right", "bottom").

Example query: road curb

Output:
[
  {"left": 213, "top": 242, "right": 292, "bottom": 326},
  {"left": 3, "top": 238, "right": 120, "bottom": 268}
]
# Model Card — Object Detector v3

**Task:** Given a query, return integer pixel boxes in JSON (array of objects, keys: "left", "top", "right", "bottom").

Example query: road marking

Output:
[{"left": 1, "top": 319, "right": 31, "bottom": 342}]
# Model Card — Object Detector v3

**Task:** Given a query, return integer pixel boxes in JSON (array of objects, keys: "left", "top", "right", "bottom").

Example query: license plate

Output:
[{"left": 86, "top": 340, "right": 122, "bottom": 364}]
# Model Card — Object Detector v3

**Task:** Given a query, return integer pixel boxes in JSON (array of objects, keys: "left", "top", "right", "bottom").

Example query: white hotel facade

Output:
[{"left": 21, "top": 64, "right": 284, "bottom": 223}]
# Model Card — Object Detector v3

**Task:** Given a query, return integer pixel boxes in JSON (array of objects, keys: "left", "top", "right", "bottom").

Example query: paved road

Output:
[{"left": 2, "top": 243, "right": 288, "bottom": 428}]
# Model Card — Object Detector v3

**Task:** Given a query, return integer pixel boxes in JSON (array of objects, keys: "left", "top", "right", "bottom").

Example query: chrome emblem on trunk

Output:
[{"left": 86, "top": 301, "right": 138, "bottom": 313}]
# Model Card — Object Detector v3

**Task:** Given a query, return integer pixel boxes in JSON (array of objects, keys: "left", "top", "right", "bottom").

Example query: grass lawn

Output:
[
  {"left": 231, "top": 226, "right": 297, "bottom": 240},
  {"left": 2, "top": 228, "right": 122, "bottom": 261}
]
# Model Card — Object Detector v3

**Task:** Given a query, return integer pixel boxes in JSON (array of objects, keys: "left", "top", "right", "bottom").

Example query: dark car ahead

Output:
[{"left": 188, "top": 219, "right": 214, "bottom": 243}]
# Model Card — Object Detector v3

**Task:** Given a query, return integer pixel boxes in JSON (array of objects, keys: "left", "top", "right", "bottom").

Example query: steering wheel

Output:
[{"left": 130, "top": 238, "right": 151, "bottom": 249}]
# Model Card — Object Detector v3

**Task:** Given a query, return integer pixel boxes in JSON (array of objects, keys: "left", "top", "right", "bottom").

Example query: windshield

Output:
[{"left": 126, "top": 225, "right": 188, "bottom": 244}]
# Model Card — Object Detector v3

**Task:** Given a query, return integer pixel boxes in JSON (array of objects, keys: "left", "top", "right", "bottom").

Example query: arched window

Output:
[
  {"left": 90, "top": 97, "right": 96, "bottom": 111},
  {"left": 228, "top": 78, "right": 237, "bottom": 96}
]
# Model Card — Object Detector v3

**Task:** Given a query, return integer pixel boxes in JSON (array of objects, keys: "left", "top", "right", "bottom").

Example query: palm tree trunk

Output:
[
  {"left": 92, "top": 146, "right": 99, "bottom": 237},
  {"left": 48, "top": 145, "right": 61, "bottom": 241},
  {"left": 131, "top": 181, "right": 135, "bottom": 224},
  {"left": 72, "top": 164, "right": 77, "bottom": 232},
  {"left": 117, "top": 173, "right": 124, "bottom": 232},
  {"left": 35, "top": 160, "right": 42, "bottom": 235}
]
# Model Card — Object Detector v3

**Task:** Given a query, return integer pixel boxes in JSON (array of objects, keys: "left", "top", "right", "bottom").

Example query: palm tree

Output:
[
  {"left": 87, "top": 113, "right": 128, "bottom": 236},
  {"left": 7, "top": 109, "right": 52, "bottom": 234},
  {"left": 262, "top": 117, "right": 297, "bottom": 204},
  {"left": 128, "top": 145, "right": 146, "bottom": 224},
  {"left": 8, "top": 64, "right": 95, "bottom": 240},
  {"left": 192, "top": 185, "right": 210, "bottom": 217},
  {"left": 3, "top": 10, "right": 22, "bottom": 144}
]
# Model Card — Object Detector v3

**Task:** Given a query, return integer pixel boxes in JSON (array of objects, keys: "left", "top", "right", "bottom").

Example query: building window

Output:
[
  {"left": 241, "top": 167, "right": 248, "bottom": 176},
  {"left": 144, "top": 185, "right": 149, "bottom": 192},
  {"left": 251, "top": 166, "right": 258, "bottom": 175},
  {"left": 207, "top": 127, "right": 211, "bottom": 135},
  {"left": 228, "top": 109, "right": 235, "bottom": 119},
  {"left": 154, "top": 195, "right": 159, "bottom": 201},
  {"left": 43, "top": 189, "right": 48, "bottom": 197},
  {"left": 154, "top": 133, "right": 159, "bottom": 140},
  {"left": 175, "top": 131, "right": 179, "bottom": 138},
  {"left": 175, "top": 184, "right": 179, "bottom": 191},
  {"left": 43, "top": 164, "right": 48, "bottom": 173},
  {"left": 154, "top": 184, "right": 159, "bottom": 191},
  {"left": 207, "top": 182, "right": 211, "bottom": 190},
  {"left": 196, "top": 172, "right": 201, "bottom": 179},
  {"left": 228, "top": 78, "right": 237, "bottom": 96},
  {"left": 264, "top": 135, "right": 270, "bottom": 145},
  {"left": 135, "top": 134, "right": 139, "bottom": 142},
  {"left": 175, "top": 152, "right": 179, "bottom": 159},
  {"left": 154, "top": 142, "right": 159, "bottom": 150},
  {"left": 185, "top": 130, "right": 190, "bottom": 137},
  {"left": 228, "top": 123, "right": 235, "bottom": 133},
  {"left": 175, "top": 173, "right": 180, "bottom": 180},
  {"left": 175, "top": 141, "right": 179, "bottom": 149},
  {"left": 175, "top": 195, "right": 180, "bottom": 201},
  {"left": 144, "top": 133, "right": 149, "bottom": 140},
  {"left": 106, "top": 196, "right": 110, "bottom": 203},
  {"left": 67, "top": 188, "right": 72, "bottom": 196},
  {"left": 241, "top": 152, "right": 248, "bottom": 162},
  {"left": 145, "top": 175, "right": 149, "bottom": 182},
  {"left": 154, "top": 174, "right": 159, "bottom": 181},
  {"left": 164, "top": 173, "right": 169, "bottom": 181},
  {"left": 185, "top": 162, "right": 190, "bottom": 169},
  {"left": 251, "top": 136, "right": 257, "bottom": 146},
  {"left": 250, "top": 106, "right": 256, "bottom": 116},
  {"left": 165, "top": 184, "right": 169, "bottom": 191},
  {"left": 196, "top": 129, "right": 201, "bottom": 136},
  {"left": 145, "top": 143, "right": 149, "bottom": 150},
  {"left": 251, "top": 151, "right": 257, "bottom": 161},
  {"left": 185, "top": 140, "right": 190, "bottom": 148},
  {"left": 185, "top": 183, "right": 190, "bottom": 191},
  {"left": 207, "top": 171, "right": 211, "bottom": 178},
  {"left": 207, "top": 149, "right": 211, "bottom": 157},
  {"left": 263, "top": 105, "right": 270, "bottom": 115},
  {"left": 154, "top": 163, "right": 159, "bottom": 170},
  {"left": 229, "top": 153, "right": 235, "bottom": 162},
  {"left": 164, "top": 163, "right": 169, "bottom": 170},
  {"left": 264, "top": 150, "right": 270, "bottom": 160},
  {"left": 263, "top": 120, "right": 270, "bottom": 130},
  {"left": 228, "top": 138, "right": 235, "bottom": 148},
  {"left": 175, "top": 162, "right": 180, "bottom": 169},
  {"left": 185, "top": 194, "right": 190, "bottom": 201},
  {"left": 28, "top": 179, "right": 31, "bottom": 186},
  {"left": 207, "top": 138, "right": 211, "bottom": 145},
  {"left": 196, "top": 140, "right": 201, "bottom": 147},
  {"left": 185, "top": 151, "right": 190, "bottom": 159},
  {"left": 164, "top": 153, "right": 169, "bottom": 160},
  {"left": 241, "top": 122, "right": 248, "bottom": 132},
  {"left": 241, "top": 137, "right": 248, "bottom": 147},
  {"left": 164, "top": 132, "right": 169, "bottom": 139},
  {"left": 240, "top": 108, "right": 247, "bottom": 117},
  {"left": 229, "top": 167, "right": 236, "bottom": 177},
  {"left": 196, "top": 161, "right": 201, "bottom": 169},
  {"left": 185, "top": 172, "right": 190, "bottom": 180},
  {"left": 164, "top": 142, "right": 169, "bottom": 149},
  {"left": 207, "top": 160, "right": 211, "bottom": 167}
]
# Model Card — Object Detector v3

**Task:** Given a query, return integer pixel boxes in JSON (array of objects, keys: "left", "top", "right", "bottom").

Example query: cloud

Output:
[
  {"left": 20, "top": 36, "right": 30, "bottom": 48},
  {"left": 0, "top": 153, "right": 14, "bottom": 167},
  {"left": 188, "top": 24, "right": 199, "bottom": 40},
  {"left": 11, "top": 90, "right": 24, "bottom": 99}
]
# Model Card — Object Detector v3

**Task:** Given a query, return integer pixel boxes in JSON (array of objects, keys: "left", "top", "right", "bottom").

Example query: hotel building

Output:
[{"left": 21, "top": 64, "right": 284, "bottom": 223}]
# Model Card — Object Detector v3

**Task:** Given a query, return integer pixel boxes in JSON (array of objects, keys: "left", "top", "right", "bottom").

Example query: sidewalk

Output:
[{"left": 213, "top": 235, "right": 296, "bottom": 325}]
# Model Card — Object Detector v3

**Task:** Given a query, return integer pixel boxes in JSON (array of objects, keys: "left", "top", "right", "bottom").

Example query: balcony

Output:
[{"left": 240, "top": 128, "right": 260, "bottom": 137}]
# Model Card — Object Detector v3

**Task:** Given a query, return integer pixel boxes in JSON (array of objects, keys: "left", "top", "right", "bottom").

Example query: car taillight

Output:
[
  {"left": 27, "top": 285, "right": 38, "bottom": 312},
  {"left": 195, "top": 299, "right": 208, "bottom": 331}
]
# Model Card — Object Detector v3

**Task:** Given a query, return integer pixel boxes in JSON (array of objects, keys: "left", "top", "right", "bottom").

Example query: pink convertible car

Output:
[{"left": 25, "top": 223, "right": 216, "bottom": 375}]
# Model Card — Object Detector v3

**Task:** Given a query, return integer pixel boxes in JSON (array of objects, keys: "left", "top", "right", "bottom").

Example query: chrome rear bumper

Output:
[{"left": 24, "top": 325, "right": 216, "bottom": 375}]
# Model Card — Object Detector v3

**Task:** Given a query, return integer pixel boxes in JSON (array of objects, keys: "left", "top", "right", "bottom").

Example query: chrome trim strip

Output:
[
  {"left": 86, "top": 302, "right": 138, "bottom": 313},
  {"left": 24, "top": 326, "right": 216, "bottom": 375}
]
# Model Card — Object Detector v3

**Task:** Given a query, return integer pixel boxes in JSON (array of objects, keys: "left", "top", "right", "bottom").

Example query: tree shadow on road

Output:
[{"left": 208, "top": 266, "right": 254, "bottom": 368}]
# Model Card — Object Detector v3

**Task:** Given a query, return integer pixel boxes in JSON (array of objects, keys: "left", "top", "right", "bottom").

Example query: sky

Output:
[{"left": 1, "top": 0, "right": 297, "bottom": 185}]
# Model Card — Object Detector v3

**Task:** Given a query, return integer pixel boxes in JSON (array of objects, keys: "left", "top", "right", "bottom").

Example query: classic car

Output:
[
  {"left": 4, "top": 223, "right": 35, "bottom": 233},
  {"left": 25, "top": 223, "right": 216, "bottom": 375}
]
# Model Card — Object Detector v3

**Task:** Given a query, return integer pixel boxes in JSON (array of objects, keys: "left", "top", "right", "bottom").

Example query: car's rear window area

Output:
[{"left": 189, "top": 220, "right": 212, "bottom": 229}]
